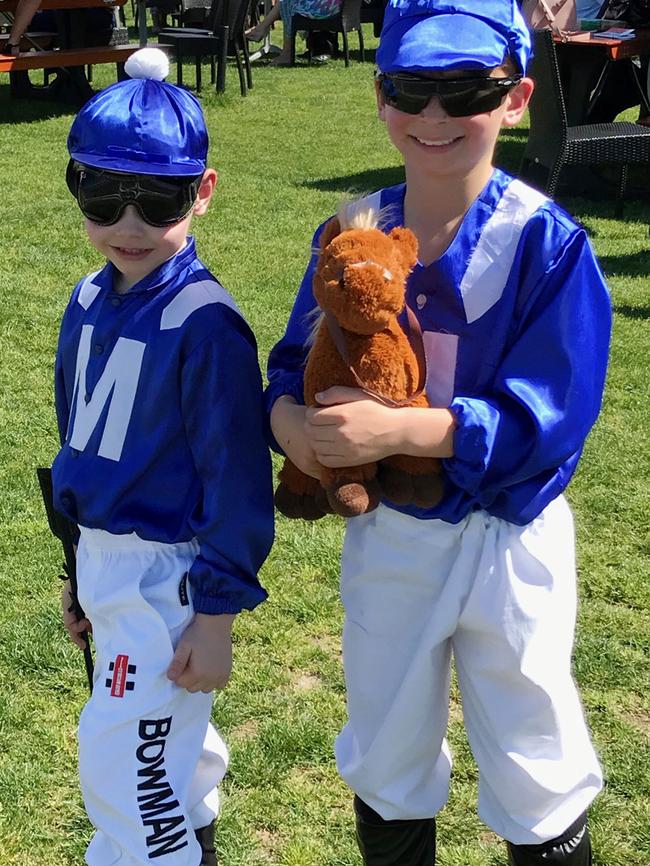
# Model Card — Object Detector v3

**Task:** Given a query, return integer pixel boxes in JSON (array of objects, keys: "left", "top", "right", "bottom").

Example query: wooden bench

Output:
[
  {"left": 0, "top": 0, "right": 125, "bottom": 12},
  {"left": 0, "top": 43, "right": 152, "bottom": 73},
  {"left": 0, "top": 0, "right": 152, "bottom": 102}
]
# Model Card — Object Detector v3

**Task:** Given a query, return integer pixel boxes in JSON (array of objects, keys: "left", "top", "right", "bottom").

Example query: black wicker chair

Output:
[
  {"left": 158, "top": 0, "right": 253, "bottom": 95},
  {"left": 289, "top": 0, "right": 364, "bottom": 66},
  {"left": 520, "top": 29, "right": 650, "bottom": 213}
]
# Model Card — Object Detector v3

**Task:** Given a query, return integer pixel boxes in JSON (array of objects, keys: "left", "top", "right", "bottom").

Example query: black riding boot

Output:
[
  {"left": 507, "top": 813, "right": 592, "bottom": 865},
  {"left": 354, "top": 796, "right": 436, "bottom": 866},
  {"left": 195, "top": 821, "right": 217, "bottom": 866}
]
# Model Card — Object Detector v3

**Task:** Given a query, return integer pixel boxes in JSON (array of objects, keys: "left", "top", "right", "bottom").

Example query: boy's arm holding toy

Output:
[
  {"left": 271, "top": 390, "right": 455, "bottom": 474},
  {"left": 268, "top": 213, "right": 611, "bottom": 509},
  {"left": 270, "top": 395, "right": 321, "bottom": 479},
  {"left": 309, "top": 388, "right": 456, "bottom": 465}
]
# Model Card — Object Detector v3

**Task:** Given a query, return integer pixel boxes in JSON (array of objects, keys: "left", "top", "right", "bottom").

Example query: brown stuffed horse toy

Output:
[{"left": 275, "top": 204, "right": 444, "bottom": 520}]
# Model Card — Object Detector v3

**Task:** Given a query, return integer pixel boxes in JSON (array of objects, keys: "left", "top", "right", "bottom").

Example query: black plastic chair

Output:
[
  {"left": 158, "top": 0, "right": 253, "bottom": 95},
  {"left": 520, "top": 29, "right": 650, "bottom": 212},
  {"left": 289, "top": 0, "right": 364, "bottom": 66}
]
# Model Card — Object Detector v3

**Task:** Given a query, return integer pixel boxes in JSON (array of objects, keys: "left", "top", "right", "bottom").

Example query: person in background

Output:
[
  {"left": 578, "top": 0, "right": 650, "bottom": 125},
  {"left": 245, "top": 0, "right": 342, "bottom": 64},
  {"left": 3, "top": 0, "right": 40, "bottom": 54},
  {"left": 576, "top": 0, "right": 605, "bottom": 18}
]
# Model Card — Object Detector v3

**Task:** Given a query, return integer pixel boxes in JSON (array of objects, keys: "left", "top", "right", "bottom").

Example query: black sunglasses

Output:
[
  {"left": 66, "top": 161, "right": 203, "bottom": 227},
  {"left": 376, "top": 73, "right": 522, "bottom": 117}
]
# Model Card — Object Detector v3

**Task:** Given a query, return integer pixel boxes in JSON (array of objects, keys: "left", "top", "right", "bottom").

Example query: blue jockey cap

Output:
[
  {"left": 67, "top": 48, "right": 208, "bottom": 176},
  {"left": 377, "top": 0, "right": 532, "bottom": 75}
]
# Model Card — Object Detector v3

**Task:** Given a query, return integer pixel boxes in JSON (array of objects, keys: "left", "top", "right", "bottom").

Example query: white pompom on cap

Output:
[{"left": 124, "top": 47, "right": 170, "bottom": 82}]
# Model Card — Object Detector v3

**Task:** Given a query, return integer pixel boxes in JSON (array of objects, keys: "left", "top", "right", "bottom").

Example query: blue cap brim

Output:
[
  {"left": 377, "top": 13, "right": 520, "bottom": 73},
  {"left": 68, "top": 151, "right": 206, "bottom": 177}
]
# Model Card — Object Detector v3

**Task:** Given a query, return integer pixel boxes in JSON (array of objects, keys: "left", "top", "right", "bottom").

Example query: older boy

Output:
[
  {"left": 53, "top": 49, "right": 274, "bottom": 866},
  {"left": 266, "top": 2, "right": 610, "bottom": 864}
]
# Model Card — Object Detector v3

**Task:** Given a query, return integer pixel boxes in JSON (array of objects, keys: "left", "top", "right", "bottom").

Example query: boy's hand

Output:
[
  {"left": 307, "top": 387, "right": 401, "bottom": 466},
  {"left": 270, "top": 395, "right": 321, "bottom": 479},
  {"left": 61, "top": 579, "right": 92, "bottom": 650},
  {"left": 166, "top": 613, "right": 235, "bottom": 693},
  {"left": 308, "top": 387, "right": 455, "bottom": 465}
]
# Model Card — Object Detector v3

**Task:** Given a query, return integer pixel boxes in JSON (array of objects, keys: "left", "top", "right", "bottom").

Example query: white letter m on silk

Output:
[{"left": 68, "top": 325, "right": 145, "bottom": 462}]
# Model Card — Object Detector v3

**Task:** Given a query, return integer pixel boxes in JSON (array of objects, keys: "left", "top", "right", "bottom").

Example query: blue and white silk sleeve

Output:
[
  {"left": 444, "top": 229, "right": 612, "bottom": 508},
  {"left": 182, "top": 309, "right": 274, "bottom": 614}
]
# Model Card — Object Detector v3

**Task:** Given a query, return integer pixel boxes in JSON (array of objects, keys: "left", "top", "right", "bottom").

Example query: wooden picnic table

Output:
[
  {"left": 553, "top": 28, "right": 650, "bottom": 125},
  {"left": 557, "top": 27, "right": 650, "bottom": 60},
  {"left": 0, "top": 0, "right": 153, "bottom": 104},
  {"left": 0, "top": 41, "right": 152, "bottom": 72},
  {"left": 0, "top": 0, "right": 125, "bottom": 11}
]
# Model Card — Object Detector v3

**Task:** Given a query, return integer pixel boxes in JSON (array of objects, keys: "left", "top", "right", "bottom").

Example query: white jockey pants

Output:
[
  {"left": 76, "top": 528, "right": 229, "bottom": 866},
  {"left": 335, "top": 497, "right": 603, "bottom": 846}
]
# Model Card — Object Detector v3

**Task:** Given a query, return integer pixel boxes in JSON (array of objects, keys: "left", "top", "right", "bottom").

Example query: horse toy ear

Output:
[
  {"left": 388, "top": 226, "right": 419, "bottom": 272},
  {"left": 319, "top": 216, "right": 342, "bottom": 250}
]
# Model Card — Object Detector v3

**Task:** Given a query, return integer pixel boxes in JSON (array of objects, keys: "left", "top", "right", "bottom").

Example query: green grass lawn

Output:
[{"left": 0, "top": 23, "right": 649, "bottom": 866}]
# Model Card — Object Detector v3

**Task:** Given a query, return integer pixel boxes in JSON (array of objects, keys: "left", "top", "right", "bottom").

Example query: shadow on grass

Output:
[
  {"left": 283, "top": 53, "right": 374, "bottom": 70},
  {"left": 0, "top": 82, "right": 78, "bottom": 123},
  {"left": 600, "top": 250, "right": 650, "bottom": 278},
  {"left": 494, "top": 136, "right": 527, "bottom": 175},
  {"left": 300, "top": 165, "right": 405, "bottom": 193},
  {"left": 339, "top": 46, "right": 376, "bottom": 66},
  {"left": 499, "top": 126, "right": 530, "bottom": 140},
  {"left": 613, "top": 304, "right": 650, "bottom": 319}
]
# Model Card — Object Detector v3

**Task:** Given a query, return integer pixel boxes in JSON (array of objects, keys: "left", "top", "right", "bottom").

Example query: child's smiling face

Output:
[
  {"left": 376, "top": 68, "right": 533, "bottom": 186},
  {"left": 85, "top": 206, "right": 194, "bottom": 293},
  {"left": 84, "top": 170, "right": 216, "bottom": 293}
]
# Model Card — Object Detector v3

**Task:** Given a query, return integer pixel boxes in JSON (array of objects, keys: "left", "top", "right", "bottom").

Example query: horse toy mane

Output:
[{"left": 275, "top": 199, "right": 444, "bottom": 520}]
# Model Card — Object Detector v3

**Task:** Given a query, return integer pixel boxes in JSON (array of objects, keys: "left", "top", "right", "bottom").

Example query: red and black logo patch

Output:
[{"left": 105, "top": 654, "right": 136, "bottom": 697}]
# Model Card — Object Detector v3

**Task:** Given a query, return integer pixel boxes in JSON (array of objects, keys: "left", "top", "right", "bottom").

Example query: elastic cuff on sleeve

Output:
[
  {"left": 192, "top": 587, "right": 268, "bottom": 616},
  {"left": 442, "top": 399, "right": 494, "bottom": 494}
]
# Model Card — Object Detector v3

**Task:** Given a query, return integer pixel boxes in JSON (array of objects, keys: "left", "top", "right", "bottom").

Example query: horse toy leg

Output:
[
  {"left": 320, "top": 462, "right": 382, "bottom": 517},
  {"left": 275, "top": 459, "right": 332, "bottom": 521}
]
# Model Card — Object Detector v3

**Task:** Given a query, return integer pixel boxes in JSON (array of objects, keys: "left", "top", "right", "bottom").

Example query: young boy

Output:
[
  {"left": 52, "top": 49, "right": 274, "bottom": 866},
  {"left": 265, "top": 2, "right": 611, "bottom": 864}
]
